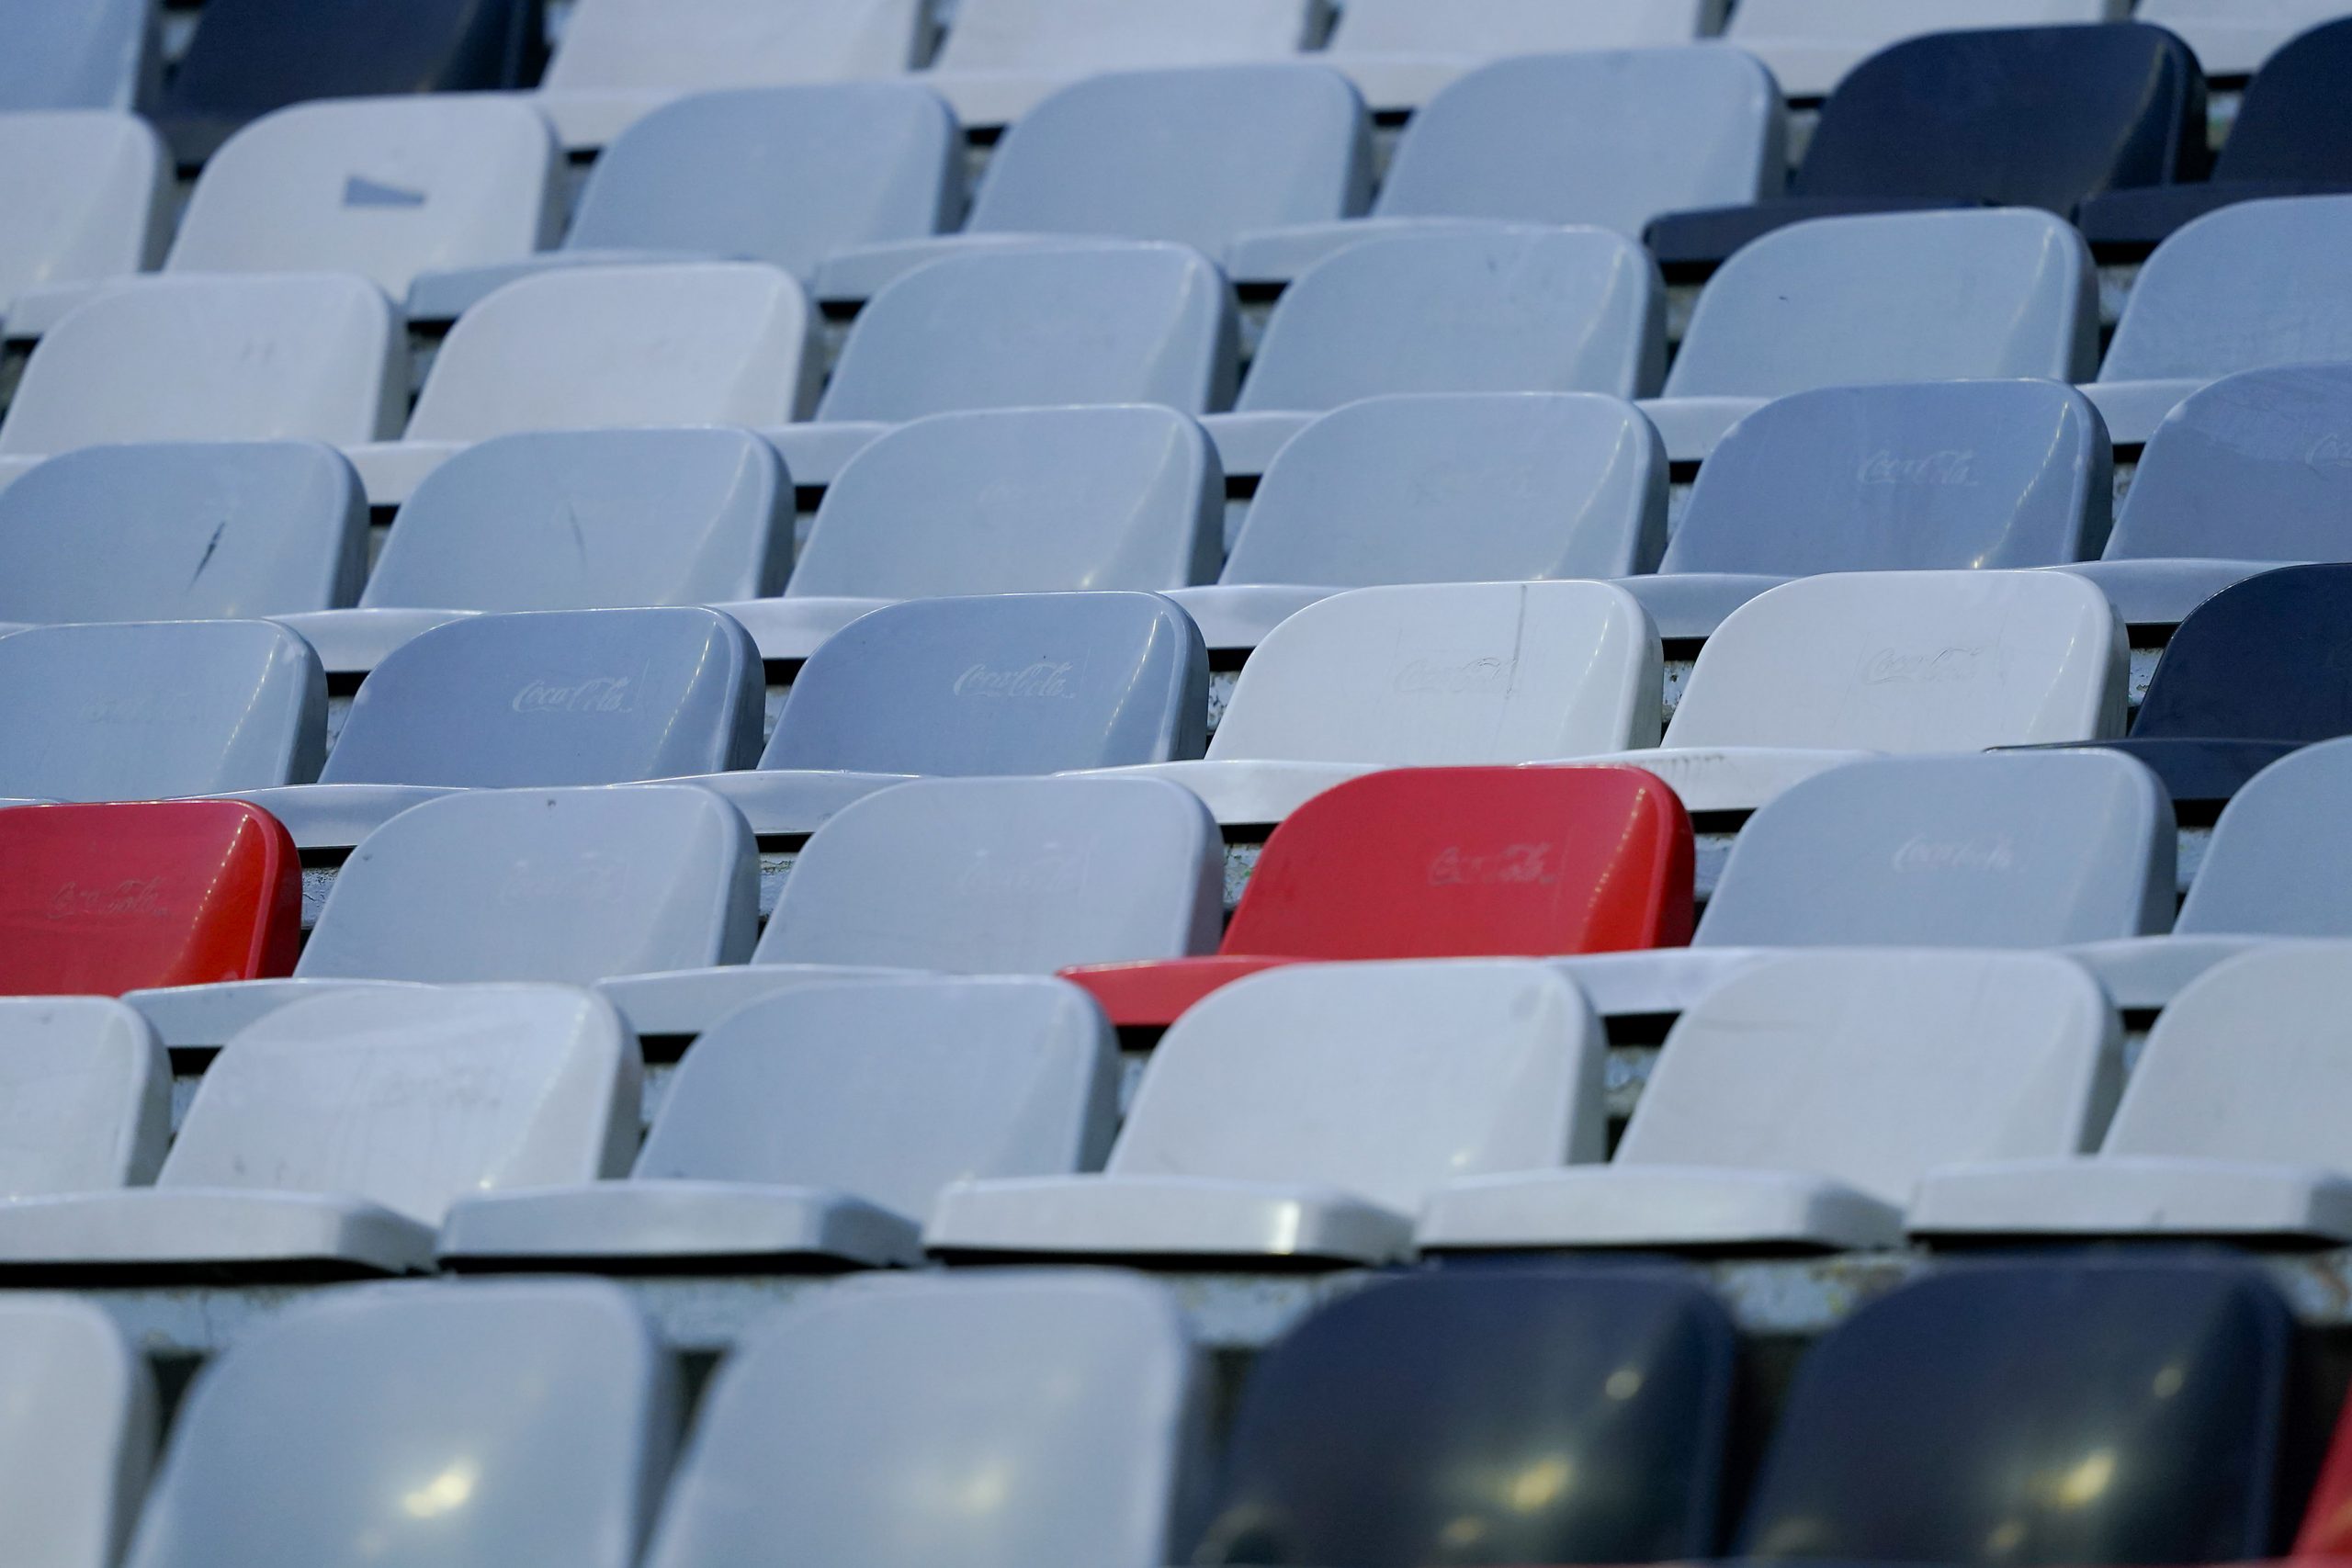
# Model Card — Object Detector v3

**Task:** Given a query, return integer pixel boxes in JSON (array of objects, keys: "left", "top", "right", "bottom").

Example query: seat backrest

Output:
[
  {"left": 409, "top": 263, "right": 819, "bottom": 439},
  {"left": 1698, "top": 750, "right": 2173, "bottom": 947},
  {"left": 2137, "top": 0, "right": 2351, "bottom": 79},
  {"left": 2129, "top": 565, "right": 2352, "bottom": 742},
  {"left": 1109, "top": 959, "right": 1605, "bottom": 1210},
  {"left": 967, "top": 65, "right": 1370, "bottom": 256},
  {"left": 296, "top": 784, "right": 758, "bottom": 982},
  {"left": 124, "top": 1280, "right": 674, "bottom": 1568},
  {"left": 0, "top": 801, "right": 302, "bottom": 994},
  {"left": 543, "top": 0, "right": 925, "bottom": 92},
  {"left": 321, "top": 607, "right": 764, "bottom": 786},
  {"left": 0, "top": 0, "right": 156, "bottom": 112},
  {"left": 1224, "top": 765, "right": 1694, "bottom": 958},
  {"left": 1740, "top": 1258, "right": 2292, "bottom": 1564},
  {"left": 0, "top": 997, "right": 169, "bottom": 1195},
  {"left": 1371, "top": 48, "right": 1781, "bottom": 235},
  {"left": 565, "top": 84, "right": 960, "bottom": 280},
  {"left": 0, "top": 1296, "right": 154, "bottom": 1568},
  {"left": 1229, "top": 392, "right": 1668, "bottom": 585},
  {"left": 0, "top": 273, "right": 404, "bottom": 454},
  {"left": 1208, "top": 581, "right": 1662, "bottom": 763},
  {"left": 0, "top": 109, "right": 165, "bottom": 313},
  {"left": 1198, "top": 1270, "right": 1736, "bottom": 1568},
  {"left": 2105, "top": 366, "right": 2352, "bottom": 565},
  {"left": 1331, "top": 0, "right": 1715, "bottom": 55},
  {"left": 2102, "top": 197, "right": 2352, "bottom": 385},
  {"left": 787, "top": 405, "right": 1221, "bottom": 597},
  {"left": 757, "top": 775, "right": 1224, "bottom": 971},
  {"left": 818, "top": 243, "right": 1238, "bottom": 423},
  {"left": 637, "top": 976, "right": 1119, "bottom": 1213},
  {"left": 0, "top": 620, "right": 324, "bottom": 798},
  {"left": 160, "top": 986, "right": 637, "bottom": 1219},
  {"left": 160, "top": 0, "right": 539, "bottom": 126},
  {"left": 642, "top": 1273, "right": 1204, "bottom": 1568},
  {"left": 1664, "top": 209, "right": 2098, "bottom": 398},
  {"left": 0, "top": 441, "right": 368, "bottom": 620},
  {"left": 1665, "top": 381, "right": 2110, "bottom": 576},
  {"left": 365, "top": 429, "right": 789, "bottom": 611},
  {"left": 930, "top": 0, "right": 1317, "bottom": 73},
  {"left": 2210, "top": 17, "right": 2352, "bottom": 180},
  {"left": 2175, "top": 736, "right": 2352, "bottom": 937},
  {"left": 1238, "top": 228, "right": 1664, "bottom": 411},
  {"left": 764, "top": 592, "right": 1208, "bottom": 775},
  {"left": 1662, "top": 570, "right": 2125, "bottom": 750}
]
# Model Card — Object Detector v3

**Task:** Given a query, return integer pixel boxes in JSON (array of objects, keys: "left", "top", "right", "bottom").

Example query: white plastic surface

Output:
[
  {"left": 921, "top": 0, "right": 1322, "bottom": 126},
  {"left": 0, "top": 111, "right": 165, "bottom": 325},
  {"left": 0, "top": 998, "right": 169, "bottom": 1198},
  {"left": 2135, "top": 0, "right": 2349, "bottom": 76},
  {"left": 1321, "top": 0, "right": 1724, "bottom": 110},
  {"left": 0, "top": 1296, "right": 154, "bottom": 1568},
  {"left": 1725, "top": 0, "right": 2131, "bottom": 97}
]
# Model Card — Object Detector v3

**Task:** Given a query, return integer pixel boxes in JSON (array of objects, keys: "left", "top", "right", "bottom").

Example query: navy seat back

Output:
[
  {"left": 2214, "top": 17, "right": 2352, "bottom": 182},
  {"left": 2133, "top": 565, "right": 2352, "bottom": 741}
]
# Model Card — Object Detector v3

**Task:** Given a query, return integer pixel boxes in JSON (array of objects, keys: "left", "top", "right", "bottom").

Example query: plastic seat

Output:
[
  {"left": 0, "top": 1297, "right": 155, "bottom": 1568},
  {"left": 282, "top": 427, "right": 787, "bottom": 674},
  {"left": 1317, "top": 0, "right": 1725, "bottom": 113},
  {"left": 441, "top": 975, "right": 1117, "bottom": 1268},
  {"left": 1419, "top": 949, "right": 2118, "bottom": 1252},
  {"left": 1648, "top": 24, "right": 2204, "bottom": 273},
  {"left": 0, "top": 998, "right": 169, "bottom": 1191},
  {"left": 1206, "top": 227, "right": 1664, "bottom": 480},
  {"left": 2138, "top": 0, "right": 2352, "bottom": 78},
  {"left": 1626, "top": 380, "right": 2111, "bottom": 639},
  {"left": 0, "top": 111, "right": 166, "bottom": 329},
  {"left": 688, "top": 592, "right": 1208, "bottom": 838},
  {"left": 1194, "top": 1269, "right": 1736, "bottom": 1566},
  {"left": 596, "top": 774, "right": 1220, "bottom": 1039},
  {"left": 815, "top": 63, "right": 1370, "bottom": 305},
  {"left": 1723, "top": 0, "right": 2131, "bottom": 100},
  {"left": 2291, "top": 1378, "right": 2352, "bottom": 1557},
  {"left": 233, "top": 606, "right": 763, "bottom": 851},
  {"left": 1062, "top": 765, "right": 1692, "bottom": 1029},
  {"left": 1639, "top": 208, "right": 2098, "bottom": 460},
  {"left": 641, "top": 1273, "right": 1205, "bottom": 1568},
  {"left": 119, "top": 1280, "right": 673, "bottom": 1565},
  {"left": 0, "top": 442, "right": 366, "bottom": 626},
  {"left": 0, "top": 0, "right": 158, "bottom": 113},
  {"left": 1735, "top": 1258, "right": 2293, "bottom": 1563},
  {"left": 409, "top": 83, "right": 961, "bottom": 319},
  {"left": 731, "top": 404, "right": 1220, "bottom": 660},
  {"left": 125, "top": 784, "right": 757, "bottom": 1048},
  {"left": 2090, "top": 196, "right": 2352, "bottom": 444},
  {"left": 0, "top": 803, "right": 301, "bottom": 997},
  {"left": 1177, "top": 391, "right": 1666, "bottom": 649},
  {"left": 928, "top": 958, "right": 1604, "bottom": 1264},
  {"left": 1080, "top": 580, "right": 1660, "bottom": 828}
]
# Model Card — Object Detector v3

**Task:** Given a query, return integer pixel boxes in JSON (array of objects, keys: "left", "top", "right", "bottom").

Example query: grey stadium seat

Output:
[
  {"left": 0, "top": 110, "right": 167, "bottom": 330},
  {"left": 0, "top": 998, "right": 170, "bottom": 1199},
  {"left": 0, "top": 0, "right": 159, "bottom": 114},
  {"left": 1317, "top": 0, "right": 1728, "bottom": 114},
  {"left": 0, "top": 1295, "right": 155, "bottom": 1568}
]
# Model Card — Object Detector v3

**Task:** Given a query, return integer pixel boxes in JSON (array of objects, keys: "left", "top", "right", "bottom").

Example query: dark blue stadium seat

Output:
[
  {"left": 1194, "top": 1269, "right": 1737, "bottom": 1566},
  {"left": 1741, "top": 1258, "right": 2296, "bottom": 1565},
  {"left": 1646, "top": 24, "right": 2205, "bottom": 274}
]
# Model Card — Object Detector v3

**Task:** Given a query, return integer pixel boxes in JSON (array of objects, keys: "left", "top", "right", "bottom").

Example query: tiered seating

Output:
[
  {"left": 1317, "top": 0, "right": 1726, "bottom": 114},
  {"left": 0, "top": 111, "right": 166, "bottom": 331},
  {"left": 1722, "top": 0, "right": 2131, "bottom": 101},
  {"left": 2137, "top": 0, "right": 2352, "bottom": 78},
  {"left": 0, "top": 998, "right": 169, "bottom": 1193},
  {"left": 0, "top": 0, "right": 157, "bottom": 114},
  {"left": 0, "top": 1296, "right": 153, "bottom": 1568}
]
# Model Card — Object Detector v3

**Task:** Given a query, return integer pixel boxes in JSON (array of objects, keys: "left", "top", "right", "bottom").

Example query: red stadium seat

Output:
[
  {"left": 1061, "top": 764, "right": 1692, "bottom": 1028},
  {"left": 2296, "top": 1387, "right": 2352, "bottom": 1557},
  {"left": 0, "top": 801, "right": 301, "bottom": 996}
]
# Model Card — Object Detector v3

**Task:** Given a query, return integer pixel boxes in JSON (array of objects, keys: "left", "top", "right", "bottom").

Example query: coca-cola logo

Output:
[
  {"left": 1892, "top": 835, "right": 2017, "bottom": 873},
  {"left": 46, "top": 877, "right": 166, "bottom": 920},
  {"left": 2308, "top": 434, "right": 2352, "bottom": 471},
  {"left": 512, "top": 676, "right": 636, "bottom": 714},
  {"left": 1429, "top": 842, "right": 1558, "bottom": 887},
  {"left": 953, "top": 660, "right": 1077, "bottom": 699},
  {"left": 1395, "top": 656, "right": 1515, "bottom": 694},
  {"left": 495, "top": 855, "right": 627, "bottom": 908},
  {"left": 1857, "top": 449, "right": 1977, "bottom": 486},
  {"left": 1860, "top": 646, "right": 1988, "bottom": 684}
]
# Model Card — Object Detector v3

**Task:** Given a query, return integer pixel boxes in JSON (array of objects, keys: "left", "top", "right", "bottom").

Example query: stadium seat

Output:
[
  {"left": 0, "top": 621, "right": 323, "bottom": 800},
  {"left": 596, "top": 773, "right": 1222, "bottom": 1037},
  {"left": 0, "top": 998, "right": 168, "bottom": 1191},
  {"left": 441, "top": 975, "right": 1117, "bottom": 1268},
  {"left": 1317, "top": 0, "right": 1727, "bottom": 114},
  {"left": 927, "top": 958, "right": 1604, "bottom": 1264},
  {"left": 0, "top": 111, "right": 167, "bottom": 330},
  {"left": 2079, "top": 19, "right": 2352, "bottom": 256},
  {"left": 0, "top": 1296, "right": 154, "bottom": 1568},
  {"left": 729, "top": 404, "right": 1221, "bottom": 660},
  {"left": 0, "top": 803, "right": 301, "bottom": 997},
  {"left": 0, "top": 0, "right": 158, "bottom": 114},
  {"left": 918, "top": 0, "right": 1323, "bottom": 129},
  {"left": 1206, "top": 227, "right": 1665, "bottom": 481},
  {"left": 1419, "top": 949, "right": 2117, "bottom": 1252},
  {"left": 639, "top": 1273, "right": 1206, "bottom": 1568},
  {"left": 816, "top": 64, "right": 1370, "bottom": 305},
  {"left": 0, "top": 985, "right": 635, "bottom": 1274},
  {"left": 2293, "top": 1380, "right": 2352, "bottom": 1556},
  {"left": 1639, "top": 209, "right": 2099, "bottom": 460},
  {"left": 1061, "top": 764, "right": 1692, "bottom": 1029},
  {"left": 126, "top": 784, "right": 757, "bottom": 1048},
  {"left": 118, "top": 1280, "right": 672, "bottom": 1564},
  {"left": 1628, "top": 380, "right": 2109, "bottom": 639},
  {"left": 687, "top": 591, "right": 1208, "bottom": 838},
  {"left": 531, "top": 0, "right": 928, "bottom": 151},
  {"left": 281, "top": 427, "right": 787, "bottom": 674},
  {"left": 1194, "top": 1269, "right": 1736, "bottom": 1566},
  {"left": 1735, "top": 1258, "right": 2293, "bottom": 1563},
  {"left": 1723, "top": 0, "right": 2132, "bottom": 101},
  {"left": 1571, "top": 570, "right": 2126, "bottom": 813},
  {"left": 1080, "top": 580, "right": 1660, "bottom": 827},
  {"left": 2089, "top": 195, "right": 2352, "bottom": 443},
  {"left": 1648, "top": 24, "right": 2205, "bottom": 273},
  {"left": 0, "top": 441, "right": 367, "bottom": 626},
  {"left": 2066, "top": 365, "right": 2352, "bottom": 627},
  {"left": 1226, "top": 48, "right": 1782, "bottom": 287},
  {"left": 408, "top": 83, "right": 962, "bottom": 319},
  {"left": 2137, "top": 0, "right": 2352, "bottom": 79},
  {"left": 234, "top": 606, "right": 763, "bottom": 850}
]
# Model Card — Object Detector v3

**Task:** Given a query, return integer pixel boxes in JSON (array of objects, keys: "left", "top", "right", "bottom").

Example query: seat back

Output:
[
  {"left": 2175, "top": 737, "right": 2352, "bottom": 937},
  {"left": 931, "top": 0, "right": 1316, "bottom": 73},
  {"left": 1334, "top": 0, "right": 1716, "bottom": 57},
  {"left": 2105, "top": 366, "right": 2352, "bottom": 565},
  {"left": 2209, "top": 17, "right": 2352, "bottom": 180},
  {"left": 2138, "top": 0, "right": 2351, "bottom": 80},
  {"left": 2129, "top": 565, "right": 2352, "bottom": 742},
  {"left": 160, "top": 0, "right": 540, "bottom": 129},
  {"left": 543, "top": 0, "right": 925, "bottom": 93},
  {"left": 0, "top": 0, "right": 156, "bottom": 112},
  {"left": 2102, "top": 197, "right": 2352, "bottom": 384},
  {"left": 0, "top": 998, "right": 169, "bottom": 1194},
  {"left": 0, "top": 1297, "right": 153, "bottom": 1568},
  {"left": 0, "top": 109, "right": 165, "bottom": 313}
]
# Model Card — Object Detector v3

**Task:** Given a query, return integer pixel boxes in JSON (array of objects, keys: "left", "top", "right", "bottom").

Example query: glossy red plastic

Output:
[
  {"left": 1063, "top": 765, "right": 1693, "bottom": 1027},
  {"left": 0, "top": 801, "right": 303, "bottom": 996}
]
